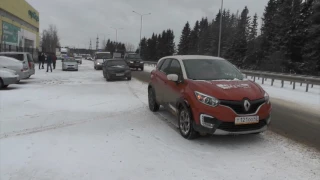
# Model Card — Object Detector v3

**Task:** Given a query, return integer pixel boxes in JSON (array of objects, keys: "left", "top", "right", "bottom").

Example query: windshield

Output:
[
  {"left": 96, "top": 53, "right": 111, "bottom": 59},
  {"left": 182, "top": 59, "right": 243, "bottom": 80},
  {"left": 0, "top": 54, "right": 24, "bottom": 61},
  {"left": 64, "top": 58, "right": 76, "bottom": 62},
  {"left": 127, "top": 54, "right": 140, "bottom": 59},
  {"left": 106, "top": 60, "right": 127, "bottom": 67}
]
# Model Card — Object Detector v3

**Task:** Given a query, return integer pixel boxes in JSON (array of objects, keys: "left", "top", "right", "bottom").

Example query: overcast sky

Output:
[{"left": 27, "top": 0, "right": 268, "bottom": 49}]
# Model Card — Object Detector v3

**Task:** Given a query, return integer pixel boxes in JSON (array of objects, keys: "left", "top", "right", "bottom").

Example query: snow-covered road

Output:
[{"left": 0, "top": 60, "right": 319, "bottom": 180}]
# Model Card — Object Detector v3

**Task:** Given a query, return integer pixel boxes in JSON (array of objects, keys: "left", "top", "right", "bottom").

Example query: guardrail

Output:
[{"left": 143, "top": 61, "right": 320, "bottom": 92}]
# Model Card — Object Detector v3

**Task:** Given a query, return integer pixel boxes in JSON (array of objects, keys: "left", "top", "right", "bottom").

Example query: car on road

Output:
[
  {"left": 0, "top": 52, "right": 35, "bottom": 78},
  {"left": 102, "top": 59, "right": 131, "bottom": 81},
  {"left": 94, "top": 52, "right": 112, "bottom": 70},
  {"left": 75, "top": 56, "right": 82, "bottom": 64},
  {"left": 124, "top": 53, "right": 144, "bottom": 71},
  {"left": 0, "top": 56, "right": 30, "bottom": 80},
  {"left": 0, "top": 68, "right": 19, "bottom": 89},
  {"left": 62, "top": 57, "right": 78, "bottom": 71},
  {"left": 148, "top": 55, "right": 272, "bottom": 139}
]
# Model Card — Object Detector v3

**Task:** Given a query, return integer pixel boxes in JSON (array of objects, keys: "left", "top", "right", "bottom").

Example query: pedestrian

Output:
[
  {"left": 46, "top": 53, "right": 53, "bottom": 72},
  {"left": 41, "top": 53, "right": 45, "bottom": 69},
  {"left": 52, "top": 53, "right": 57, "bottom": 69},
  {"left": 38, "top": 53, "right": 42, "bottom": 69}
]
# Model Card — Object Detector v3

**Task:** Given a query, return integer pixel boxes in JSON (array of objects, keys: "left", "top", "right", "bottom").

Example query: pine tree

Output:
[
  {"left": 188, "top": 21, "right": 200, "bottom": 54},
  {"left": 261, "top": 0, "right": 278, "bottom": 54},
  {"left": 139, "top": 37, "right": 147, "bottom": 60},
  {"left": 198, "top": 18, "right": 209, "bottom": 55},
  {"left": 249, "top": 13, "right": 258, "bottom": 42},
  {"left": 178, "top": 22, "right": 191, "bottom": 55}
]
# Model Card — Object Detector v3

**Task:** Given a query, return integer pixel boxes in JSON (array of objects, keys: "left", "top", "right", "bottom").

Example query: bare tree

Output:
[
  {"left": 41, "top": 24, "right": 60, "bottom": 53},
  {"left": 125, "top": 43, "right": 135, "bottom": 52}
]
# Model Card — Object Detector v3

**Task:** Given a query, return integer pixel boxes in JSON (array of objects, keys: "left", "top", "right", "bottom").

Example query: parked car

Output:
[
  {"left": 87, "top": 57, "right": 93, "bottom": 61},
  {"left": 148, "top": 55, "right": 272, "bottom": 139},
  {"left": 102, "top": 59, "right": 131, "bottom": 81},
  {"left": 0, "top": 68, "right": 19, "bottom": 88},
  {"left": 62, "top": 57, "right": 78, "bottom": 71},
  {"left": 94, "top": 52, "right": 112, "bottom": 70},
  {"left": 0, "top": 56, "right": 30, "bottom": 79},
  {"left": 75, "top": 56, "right": 82, "bottom": 64},
  {"left": 124, "top": 53, "right": 144, "bottom": 71},
  {"left": 0, "top": 52, "right": 35, "bottom": 78}
]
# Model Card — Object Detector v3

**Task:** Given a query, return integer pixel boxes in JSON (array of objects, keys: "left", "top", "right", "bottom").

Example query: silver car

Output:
[
  {"left": 0, "top": 68, "right": 19, "bottom": 88},
  {"left": 75, "top": 56, "right": 82, "bottom": 64},
  {"left": 62, "top": 57, "right": 78, "bottom": 71},
  {"left": 0, "top": 52, "right": 35, "bottom": 78},
  {"left": 0, "top": 56, "right": 29, "bottom": 79}
]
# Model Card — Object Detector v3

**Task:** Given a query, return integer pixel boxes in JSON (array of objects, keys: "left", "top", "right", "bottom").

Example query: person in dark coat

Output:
[
  {"left": 38, "top": 53, "right": 44, "bottom": 69},
  {"left": 52, "top": 54, "right": 57, "bottom": 69},
  {"left": 46, "top": 53, "right": 53, "bottom": 72}
]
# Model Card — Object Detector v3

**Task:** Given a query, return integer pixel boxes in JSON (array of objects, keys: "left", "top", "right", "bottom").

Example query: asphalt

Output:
[{"left": 131, "top": 70, "right": 320, "bottom": 151}]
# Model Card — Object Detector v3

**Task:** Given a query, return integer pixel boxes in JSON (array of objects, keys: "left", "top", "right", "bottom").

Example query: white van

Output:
[
  {"left": 0, "top": 52, "right": 35, "bottom": 78},
  {"left": 0, "top": 56, "right": 29, "bottom": 80}
]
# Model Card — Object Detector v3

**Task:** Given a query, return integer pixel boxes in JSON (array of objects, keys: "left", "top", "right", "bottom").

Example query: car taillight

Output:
[{"left": 28, "top": 62, "right": 32, "bottom": 68}]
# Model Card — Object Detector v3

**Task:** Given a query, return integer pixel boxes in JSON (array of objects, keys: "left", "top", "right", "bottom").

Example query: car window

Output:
[
  {"left": 106, "top": 60, "right": 127, "bottom": 67},
  {"left": 167, "top": 59, "right": 182, "bottom": 75},
  {"left": 27, "top": 54, "right": 33, "bottom": 62},
  {"left": 159, "top": 59, "right": 171, "bottom": 74},
  {"left": 156, "top": 59, "right": 165, "bottom": 70},
  {"left": 0, "top": 54, "right": 24, "bottom": 61}
]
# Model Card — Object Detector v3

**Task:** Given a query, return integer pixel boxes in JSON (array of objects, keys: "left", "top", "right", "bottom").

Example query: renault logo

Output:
[{"left": 244, "top": 100, "right": 251, "bottom": 112}]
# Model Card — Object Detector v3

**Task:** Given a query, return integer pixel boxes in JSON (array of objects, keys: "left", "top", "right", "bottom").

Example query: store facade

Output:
[{"left": 0, "top": 0, "right": 39, "bottom": 60}]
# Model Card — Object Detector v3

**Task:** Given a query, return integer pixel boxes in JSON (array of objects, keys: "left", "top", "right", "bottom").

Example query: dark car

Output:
[
  {"left": 124, "top": 53, "right": 144, "bottom": 71},
  {"left": 102, "top": 59, "right": 131, "bottom": 81}
]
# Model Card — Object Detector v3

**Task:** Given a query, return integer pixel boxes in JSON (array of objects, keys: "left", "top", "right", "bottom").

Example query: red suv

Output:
[{"left": 148, "top": 55, "right": 272, "bottom": 139}]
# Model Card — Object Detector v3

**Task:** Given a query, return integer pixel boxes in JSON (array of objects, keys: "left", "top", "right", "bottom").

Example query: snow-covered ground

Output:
[
  {"left": 0, "top": 60, "right": 319, "bottom": 180},
  {"left": 143, "top": 64, "right": 320, "bottom": 110}
]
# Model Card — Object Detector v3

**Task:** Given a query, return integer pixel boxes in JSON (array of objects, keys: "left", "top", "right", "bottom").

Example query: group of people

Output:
[{"left": 38, "top": 53, "right": 57, "bottom": 72}]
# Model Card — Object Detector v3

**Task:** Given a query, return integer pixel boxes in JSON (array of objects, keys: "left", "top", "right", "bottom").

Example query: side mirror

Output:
[{"left": 167, "top": 74, "right": 179, "bottom": 82}]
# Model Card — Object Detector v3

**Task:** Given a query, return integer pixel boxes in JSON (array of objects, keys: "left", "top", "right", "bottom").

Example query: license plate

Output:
[
  {"left": 116, "top": 73, "right": 124, "bottom": 76},
  {"left": 235, "top": 116, "right": 259, "bottom": 125}
]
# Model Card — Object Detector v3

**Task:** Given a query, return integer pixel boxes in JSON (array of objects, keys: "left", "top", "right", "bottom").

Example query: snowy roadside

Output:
[
  {"left": 143, "top": 64, "right": 320, "bottom": 111},
  {"left": 0, "top": 60, "right": 319, "bottom": 180}
]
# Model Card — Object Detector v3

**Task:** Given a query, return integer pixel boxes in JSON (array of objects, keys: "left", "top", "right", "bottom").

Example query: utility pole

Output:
[
  {"left": 110, "top": 27, "right": 123, "bottom": 51},
  {"left": 218, "top": 0, "right": 224, "bottom": 57},
  {"left": 89, "top": 39, "right": 92, "bottom": 50},
  {"left": 96, "top": 35, "right": 99, "bottom": 50},
  {"left": 132, "top": 11, "right": 151, "bottom": 56}
]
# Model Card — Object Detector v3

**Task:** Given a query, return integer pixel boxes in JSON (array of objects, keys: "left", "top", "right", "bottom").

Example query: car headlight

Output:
[
  {"left": 194, "top": 91, "right": 219, "bottom": 107},
  {"left": 97, "top": 62, "right": 100, "bottom": 65},
  {"left": 129, "top": 61, "right": 133, "bottom": 63},
  {"left": 264, "top": 92, "right": 270, "bottom": 104},
  {"left": 140, "top": 61, "right": 144, "bottom": 63}
]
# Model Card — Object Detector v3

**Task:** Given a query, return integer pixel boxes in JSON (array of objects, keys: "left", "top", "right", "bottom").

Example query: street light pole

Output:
[
  {"left": 110, "top": 27, "right": 123, "bottom": 51},
  {"left": 132, "top": 11, "right": 151, "bottom": 56},
  {"left": 218, "top": 0, "right": 224, "bottom": 57}
]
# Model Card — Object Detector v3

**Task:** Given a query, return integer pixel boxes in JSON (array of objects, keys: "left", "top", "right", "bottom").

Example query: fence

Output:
[
  {"left": 0, "top": 43, "right": 39, "bottom": 62},
  {"left": 143, "top": 61, "right": 320, "bottom": 92}
]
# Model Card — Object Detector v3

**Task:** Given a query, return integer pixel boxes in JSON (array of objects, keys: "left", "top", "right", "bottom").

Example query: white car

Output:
[
  {"left": 62, "top": 57, "right": 78, "bottom": 71},
  {"left": 0, "top": 52, "right": 35, "bottom": 78},
  {"left": 0, "top": 56, "right": 29, "bottom": 79},
  {"left": 0, "top": 68, "right": 19, "bottom": 88}
]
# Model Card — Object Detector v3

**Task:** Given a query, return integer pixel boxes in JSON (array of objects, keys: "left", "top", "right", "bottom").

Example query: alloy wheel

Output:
[{"left": 179, "top": 110, "right": 191, "bottom": 135}]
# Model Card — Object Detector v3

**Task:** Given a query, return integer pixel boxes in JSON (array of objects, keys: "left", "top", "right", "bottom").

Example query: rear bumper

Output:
[
  {"left": 108, "top": 72, "right": 131, "bottom": 78},
  {"left": 128, "top": 63, "right": 144, "bottom": 68},
  {"left": 18, "top": 72, "right": 30, "bottom": 79}
]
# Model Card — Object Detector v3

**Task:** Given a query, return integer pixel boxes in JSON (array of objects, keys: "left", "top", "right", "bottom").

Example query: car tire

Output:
[
  {"left": 141, "top": 67, "right": 144, "bottom": 71},
  {"left": 148, "top": 87, "right": 160, "bottom": 112},
  {"left": 0, "top": 79, "right": 4, "bottom": 88},
  {"left": 3, "top": 85, "right": 8, "bottom": 88},
  {"left": 127, "top": 77, "right": 131, "bottom": 81},
  {"left": 178, "top": 105, "right": 198, "bottom": 140},
  {"left": 106, "top": 73, "right": 111, "bottom": 81}
]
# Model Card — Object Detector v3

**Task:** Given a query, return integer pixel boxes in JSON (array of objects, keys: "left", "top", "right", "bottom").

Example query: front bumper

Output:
[
  {"left": 190, "top": 100, "right": 272, "bottom": 135},
  {"left": 3, "top": 76, "right": 19, "bottom": 85},
  {"left": 108, "top": 72, "right": 131, "bottom": 78}
]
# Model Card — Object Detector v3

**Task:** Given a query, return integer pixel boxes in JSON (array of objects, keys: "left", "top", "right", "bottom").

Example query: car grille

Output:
[
  {"left": 217, "top": 119, "right": 267, "bottom": 132},
  {"left": 113, "top": 70, "right": 125, "bottom": 73},
  {"left": 219, "top": 98, "right": 265, "bottom": 114}
]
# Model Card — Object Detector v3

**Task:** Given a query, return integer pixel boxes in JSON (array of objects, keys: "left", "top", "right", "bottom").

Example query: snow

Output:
[
  {"left": 0, "top": 60, "right": 319, "bottom": 180},
  {"left": 143, "top": 64, "right": 320, "bottom": 110}
]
